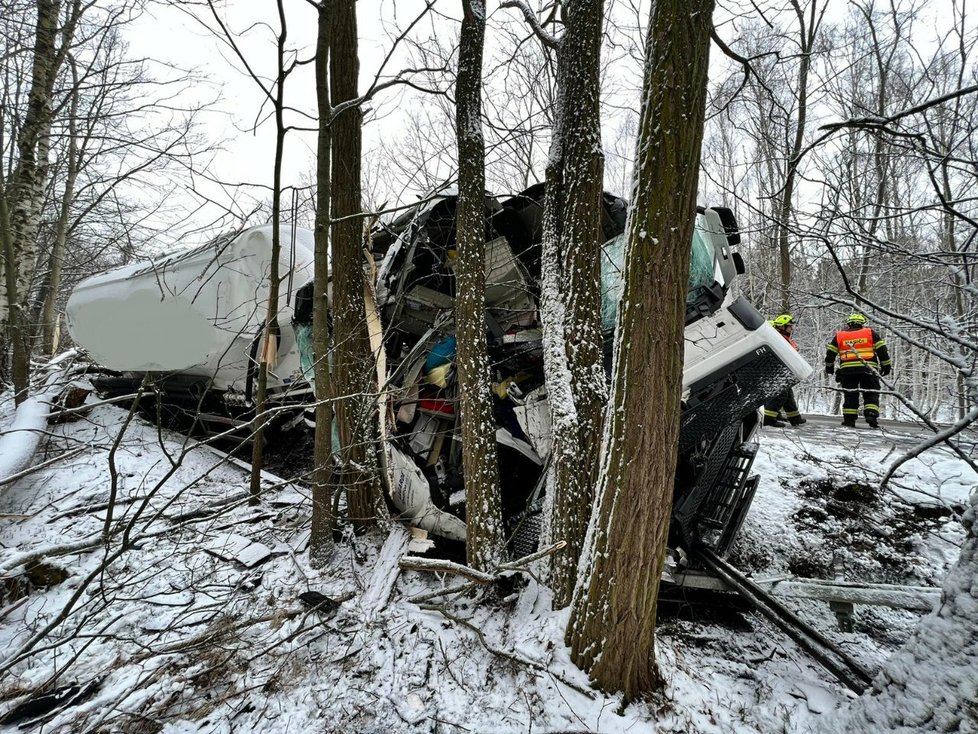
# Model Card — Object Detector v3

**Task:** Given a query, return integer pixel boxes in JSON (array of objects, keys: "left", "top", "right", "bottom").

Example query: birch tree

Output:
[
  {"left": 566, "top": 0, "right": 714, "bottom": 699},
  {"left": 0, "top": 0, "right": 83, "bottom": 402}
]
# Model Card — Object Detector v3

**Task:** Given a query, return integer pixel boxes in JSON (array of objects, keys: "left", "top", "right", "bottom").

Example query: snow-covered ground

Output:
[{"left": 0, "top": 382, "right": 973, "bottom": 733}]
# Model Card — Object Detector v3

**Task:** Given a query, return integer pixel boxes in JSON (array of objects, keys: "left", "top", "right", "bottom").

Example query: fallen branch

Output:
[
  {"left": 0, "top": 390, "right": 63, "bottom": 497},
  {"left": 0, "top": 447, "right": 87, "bottom": 488},
  {"left": 497, "top": 541, "right": 566, "bottom": 572},
  {"left": 408, "top": 581, "right": 476, "bottom": 604},
  {"left": 398, "top": 556, "right": 497, "bottom": 584},
  {"left": 399, "top": 540, "right": 567, "bottom": 586},
  {"left": 0, "top": 536, "right": 104, "bottom": 578}
]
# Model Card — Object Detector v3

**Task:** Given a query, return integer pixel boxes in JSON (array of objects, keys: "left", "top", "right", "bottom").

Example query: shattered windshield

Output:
[{"left": 600, "top": 218, "right": 718, "bottom": 332}]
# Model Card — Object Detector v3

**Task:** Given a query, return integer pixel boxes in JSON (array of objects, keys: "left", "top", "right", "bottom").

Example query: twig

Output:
[
  {"left": 408, "top": 581, "right": 477, "bottom": 604},
  {"left": 0, "top": 447, "right": 87, "bottom": 488},
  {"left": 419, "top": 604, "right": 594, "bottom": 699}
]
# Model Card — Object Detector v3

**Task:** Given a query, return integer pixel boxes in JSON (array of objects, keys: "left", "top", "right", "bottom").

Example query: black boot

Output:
[
  {"left": 841, "top": 417, "right": 857, "bottom": 428},
  {"left": 788, "top": 416, "right": 807, "bottom": 426},
  {"left": 763, "top": 417, "right": 787, "bottom": 428},
  {"left": 866, "top": 417, "right": 879, "bottom": 428}
]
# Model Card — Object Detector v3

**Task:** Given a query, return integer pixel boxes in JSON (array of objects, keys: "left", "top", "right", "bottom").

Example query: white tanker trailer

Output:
[{"left": 66, "top": 224, "right": 316, "bottom": 422}]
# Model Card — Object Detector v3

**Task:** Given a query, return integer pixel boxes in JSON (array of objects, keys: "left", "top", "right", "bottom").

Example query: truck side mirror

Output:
[{"left": 733, "top": 252, "right": 746, "bottom": 275}]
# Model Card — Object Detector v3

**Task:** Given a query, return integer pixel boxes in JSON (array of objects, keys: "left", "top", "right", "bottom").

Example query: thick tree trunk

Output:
[
  {"left": 566, "top": 0, "right": 714, "bottom": 701},
  {"left": 330, "top": 0, "right": 382, "bottom": 528},
  {"left": 456, "top": 0, "right": 504, "bottom": 571},
  {"left": 309, "top": 1, "right": 335, "bottom": 566},
  {"left": 540, "top": 0, "right": 606, "bottom": 608}
]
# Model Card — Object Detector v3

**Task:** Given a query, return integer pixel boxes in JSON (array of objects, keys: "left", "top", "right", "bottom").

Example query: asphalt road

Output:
[{"left": 760, "top": 412, "right": 953, "bottom": 453}]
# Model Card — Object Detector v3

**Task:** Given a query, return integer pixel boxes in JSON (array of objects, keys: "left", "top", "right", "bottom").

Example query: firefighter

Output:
[
  {"left": 824, "top": 313, "right": 892, "bottom": 428},
  {"left": 763, "top": 314, "right": 807, "bottom": 427}
]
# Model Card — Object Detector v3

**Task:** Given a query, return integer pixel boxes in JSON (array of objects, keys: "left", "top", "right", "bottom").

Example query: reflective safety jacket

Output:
[{"left": 825, "top": 326, "right": 892, "bottom": 372}]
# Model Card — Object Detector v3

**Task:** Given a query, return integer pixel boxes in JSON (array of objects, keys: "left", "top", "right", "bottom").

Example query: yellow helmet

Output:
[
  {"left": 846, "top": 313, "right": 867, "bottom": 326},
  {"left": 772, "top": 314, "right": 795, "bottom": 328}
]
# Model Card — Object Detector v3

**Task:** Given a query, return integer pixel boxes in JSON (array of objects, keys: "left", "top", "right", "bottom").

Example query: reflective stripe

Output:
[
  {"left": 842, "top": 409, "right": 859, "bottom": 415},
  {"left": 826, "top": 343, "right": 840, "bottom": 354},
  {"left": 864, "top": 404, "right": 880, "bottom": 411},
  {"left": 763, "top": 409, "right": 780, "bottom": 418},
  {"left": 785, "top": 411, "right": 801, "bottom": 417}
]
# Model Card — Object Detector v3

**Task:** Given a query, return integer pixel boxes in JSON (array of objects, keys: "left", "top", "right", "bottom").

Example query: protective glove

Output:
[
  {"left": 825, "top": 364, "right": 835, "bottom": 376},
  {"left": 880, "top": 364, "right": 892, "bottom": 377}
]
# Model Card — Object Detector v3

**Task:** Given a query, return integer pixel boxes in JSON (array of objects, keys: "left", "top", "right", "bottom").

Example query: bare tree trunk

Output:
[
  {"left": 330, "top": 0, "right": 382, "bottom": 528},
  {"left": 309, "top": 1, "right": 335, "bottom": 566},
  {"left": 39, "top": 55, "right": 80, "bottom": 355},
  {"left": 537, "top": 0, "right": 607, "bottom": 608},
  {"left": 1, "top": 0, "right": 81, "bottom": 402},
  {"left": 249, "top": 0, "right": 288, "bottom": 503},
  {"left": 456, "top": 0, "right": 505, "bottom": 571},
  {"left": 774, "top": 0, "right": 821, "bottom": 313},
  {"left": 566, "top": 0, "right": 713, "bottom": 700}
]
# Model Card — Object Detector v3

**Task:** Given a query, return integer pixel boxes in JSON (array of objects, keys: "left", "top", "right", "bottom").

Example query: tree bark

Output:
[
  {"left": 456, "top": 0, "right": 505, "bottom": 571},
  {"left": 248, "top": 0, "right": 288, "bottom": 504},
  {"left": 39, "top": 55, "right": 80, "bottom": 355},
  {"left": 539, "top": 0, "right": 607, "bottom": 608},
  {"left": 330, "top": 0, "right": 382, "bottom": 528},
  {"left": 566, "top": 0, "right": 714, "bottom": 701},
  {"left": 1, "top": 0, "right": 81, "bottom": 402},
  {"left": 310, "top": 0, "right": 335, "bottom": 566}
]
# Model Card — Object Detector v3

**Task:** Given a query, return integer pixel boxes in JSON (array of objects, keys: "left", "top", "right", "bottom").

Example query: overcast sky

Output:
[{"left": 121, "top": 0, "right": 971, "bottom": 242}]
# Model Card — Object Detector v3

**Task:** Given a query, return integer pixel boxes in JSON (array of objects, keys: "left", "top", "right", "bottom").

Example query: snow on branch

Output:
[
  {"left": 398, "top": 541, "right": 567, "bottom": 585},
  {"left": 499, "top": 0, "right": 559, "bottom": 49},
  {"left": 881, "top": 406, "right": 978, "bottom": 490},
  {"left": 820, "top": 83, "right": 978, "bottom": 134}
]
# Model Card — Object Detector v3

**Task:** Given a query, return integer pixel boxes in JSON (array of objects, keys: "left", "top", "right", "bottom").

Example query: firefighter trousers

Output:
[
  {"left": 839, "top": 371, "right": 881, "bottom": 420},
  {"left": 764, "top": 388, "right": 802, "bottom": 421}
]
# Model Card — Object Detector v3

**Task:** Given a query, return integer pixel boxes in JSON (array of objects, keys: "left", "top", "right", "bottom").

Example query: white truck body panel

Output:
[
  {"left": 683, "top": 296, "right": 814, "bottom": 393},
  {"left": 66, "top": 225, "right": 315, "bottom": 394}
]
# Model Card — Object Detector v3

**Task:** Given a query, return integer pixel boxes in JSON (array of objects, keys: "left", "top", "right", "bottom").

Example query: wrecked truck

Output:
[
  {"left": 65, "top": 186, "right": 811, "bottom": 559},
  {"left": 293, "top": 184, "right": 812, "bottom": 558}
]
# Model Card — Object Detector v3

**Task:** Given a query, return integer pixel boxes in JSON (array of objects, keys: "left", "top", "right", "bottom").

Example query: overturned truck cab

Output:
[{"left": 296, "top": 185, "right": 812, "bottom": 558}]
